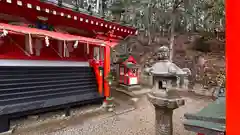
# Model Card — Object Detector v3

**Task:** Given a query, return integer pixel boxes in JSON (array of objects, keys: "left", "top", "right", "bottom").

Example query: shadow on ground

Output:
[{"left": 11, "top": 89, "right": 212, "bottom": 135}]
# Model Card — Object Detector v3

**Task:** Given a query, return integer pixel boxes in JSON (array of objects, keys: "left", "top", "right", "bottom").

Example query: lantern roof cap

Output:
[{"left": 150, "top": 60, "right": 186, "bottom": 77}]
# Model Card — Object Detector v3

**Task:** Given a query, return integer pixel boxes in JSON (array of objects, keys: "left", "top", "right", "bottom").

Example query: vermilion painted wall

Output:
[{"left": 0, "top": 34, "right": 27, "bottom": 58}]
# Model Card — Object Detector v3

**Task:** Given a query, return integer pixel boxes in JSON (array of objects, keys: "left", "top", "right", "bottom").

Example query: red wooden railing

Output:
[{"left": 89, "top": 60, "right": 103, "bottom": 95}]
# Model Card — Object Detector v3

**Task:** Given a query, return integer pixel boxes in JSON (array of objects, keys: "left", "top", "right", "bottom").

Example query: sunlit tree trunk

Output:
[
  {"left": 169, "top": 13, "right": 176, "bottom": 61},
  {"left": 169, "top": 0, "right": 183, "bottom": 61}
]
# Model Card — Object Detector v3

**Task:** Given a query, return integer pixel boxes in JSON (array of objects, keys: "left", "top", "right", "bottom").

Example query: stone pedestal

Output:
[
  {"left": 147, "top": 90, "right": 185, "bottom": 135},
  {"left": 155, "top": 107, "right": 173, "bottom": 135}
]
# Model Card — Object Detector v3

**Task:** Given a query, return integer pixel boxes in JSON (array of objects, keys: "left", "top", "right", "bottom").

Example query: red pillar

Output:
[{"left": 104, "top": 45, "right": 111, "bottom": 98}]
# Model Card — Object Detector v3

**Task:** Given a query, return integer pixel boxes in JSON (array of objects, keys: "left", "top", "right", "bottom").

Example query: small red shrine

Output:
[{"left": 117, "top": 55, "right": 141, "bottom": 90}]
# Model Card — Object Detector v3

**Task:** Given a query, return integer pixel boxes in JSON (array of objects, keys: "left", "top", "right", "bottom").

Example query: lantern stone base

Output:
[
  {"left": 119, "top": 84, "right": 141, "bottom": 91},
  {"left": 115, "top": 87, "right": 151, "bottom": 97},
  {"left": 147, "top": 90, "right": 185, "bottom": 135}
]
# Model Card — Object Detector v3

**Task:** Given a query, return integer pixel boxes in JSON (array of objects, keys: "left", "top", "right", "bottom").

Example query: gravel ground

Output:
[{"left": 35, "top": 92, "right": 211, "bottom": 135}]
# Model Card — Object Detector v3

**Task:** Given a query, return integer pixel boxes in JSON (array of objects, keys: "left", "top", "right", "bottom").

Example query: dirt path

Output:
[{"left": 30, "top": 91, "right": 211, "bottom": 135}]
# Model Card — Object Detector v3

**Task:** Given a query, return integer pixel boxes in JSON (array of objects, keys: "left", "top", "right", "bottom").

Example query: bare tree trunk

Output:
[
  {"left": 188, "top": 55, "right": 198, "bottom": 89},
  {"left": 169, "top": 14, "right": 176, "bottom": 62},
  {"left": 147, "top": 0, "right": 152, "bottom": 45},
  {"left": 169, "top": 0, "right": 183, "bottom": 62}
]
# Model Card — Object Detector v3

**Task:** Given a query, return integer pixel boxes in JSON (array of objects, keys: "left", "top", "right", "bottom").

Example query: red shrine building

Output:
[{"left": 0, "top": 0, "right": 136, "bottom": 132}]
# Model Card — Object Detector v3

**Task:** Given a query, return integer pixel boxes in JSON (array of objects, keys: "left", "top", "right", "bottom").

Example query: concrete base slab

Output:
[
  {"left": 112, "top": 98, "right": 136, "bottom": 115},
  {"left": 119, "top": 84, "right": 142, "bottom": 91},
  {"left": 116, "top": 88, "right": 152, "bottom": 97},
  {"left": 169, "top": 86, "right": 213, "bottom": 97}
]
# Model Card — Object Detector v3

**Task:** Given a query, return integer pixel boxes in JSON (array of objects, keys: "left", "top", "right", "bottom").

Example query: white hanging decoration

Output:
[
  {"left": 45, "top": 36, "right": 49, "bottom": 47},
  {"left": 63, "top": 41, "right": 66, "bottom": 57},
  {"left": 86, "top": 42, "right": 89, "bottom": 54},
  {"left": 28, "top": 34, "right": 33, "bottom": 54},
  {"left": 74, "top": 41, "right": 78, "bottom": 48},
  {"left": 0, "top": 29, "right": 8, "bottom": 37},
  {"left": 3, "top": 30, "right": 8, "bottom": 36}
]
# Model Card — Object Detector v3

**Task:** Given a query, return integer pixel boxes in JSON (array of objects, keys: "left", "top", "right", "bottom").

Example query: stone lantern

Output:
[{"left": 145, "top": 46, "right": 187, "bottom": 135}]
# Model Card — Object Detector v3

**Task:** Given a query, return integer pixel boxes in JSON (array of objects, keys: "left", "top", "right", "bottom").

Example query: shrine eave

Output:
[
  {"left": 0, "top": 22, "right": 119, "bottom": 47},
  {"left": 0, "top": 0, "right": 137, "bottom": 39}
]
